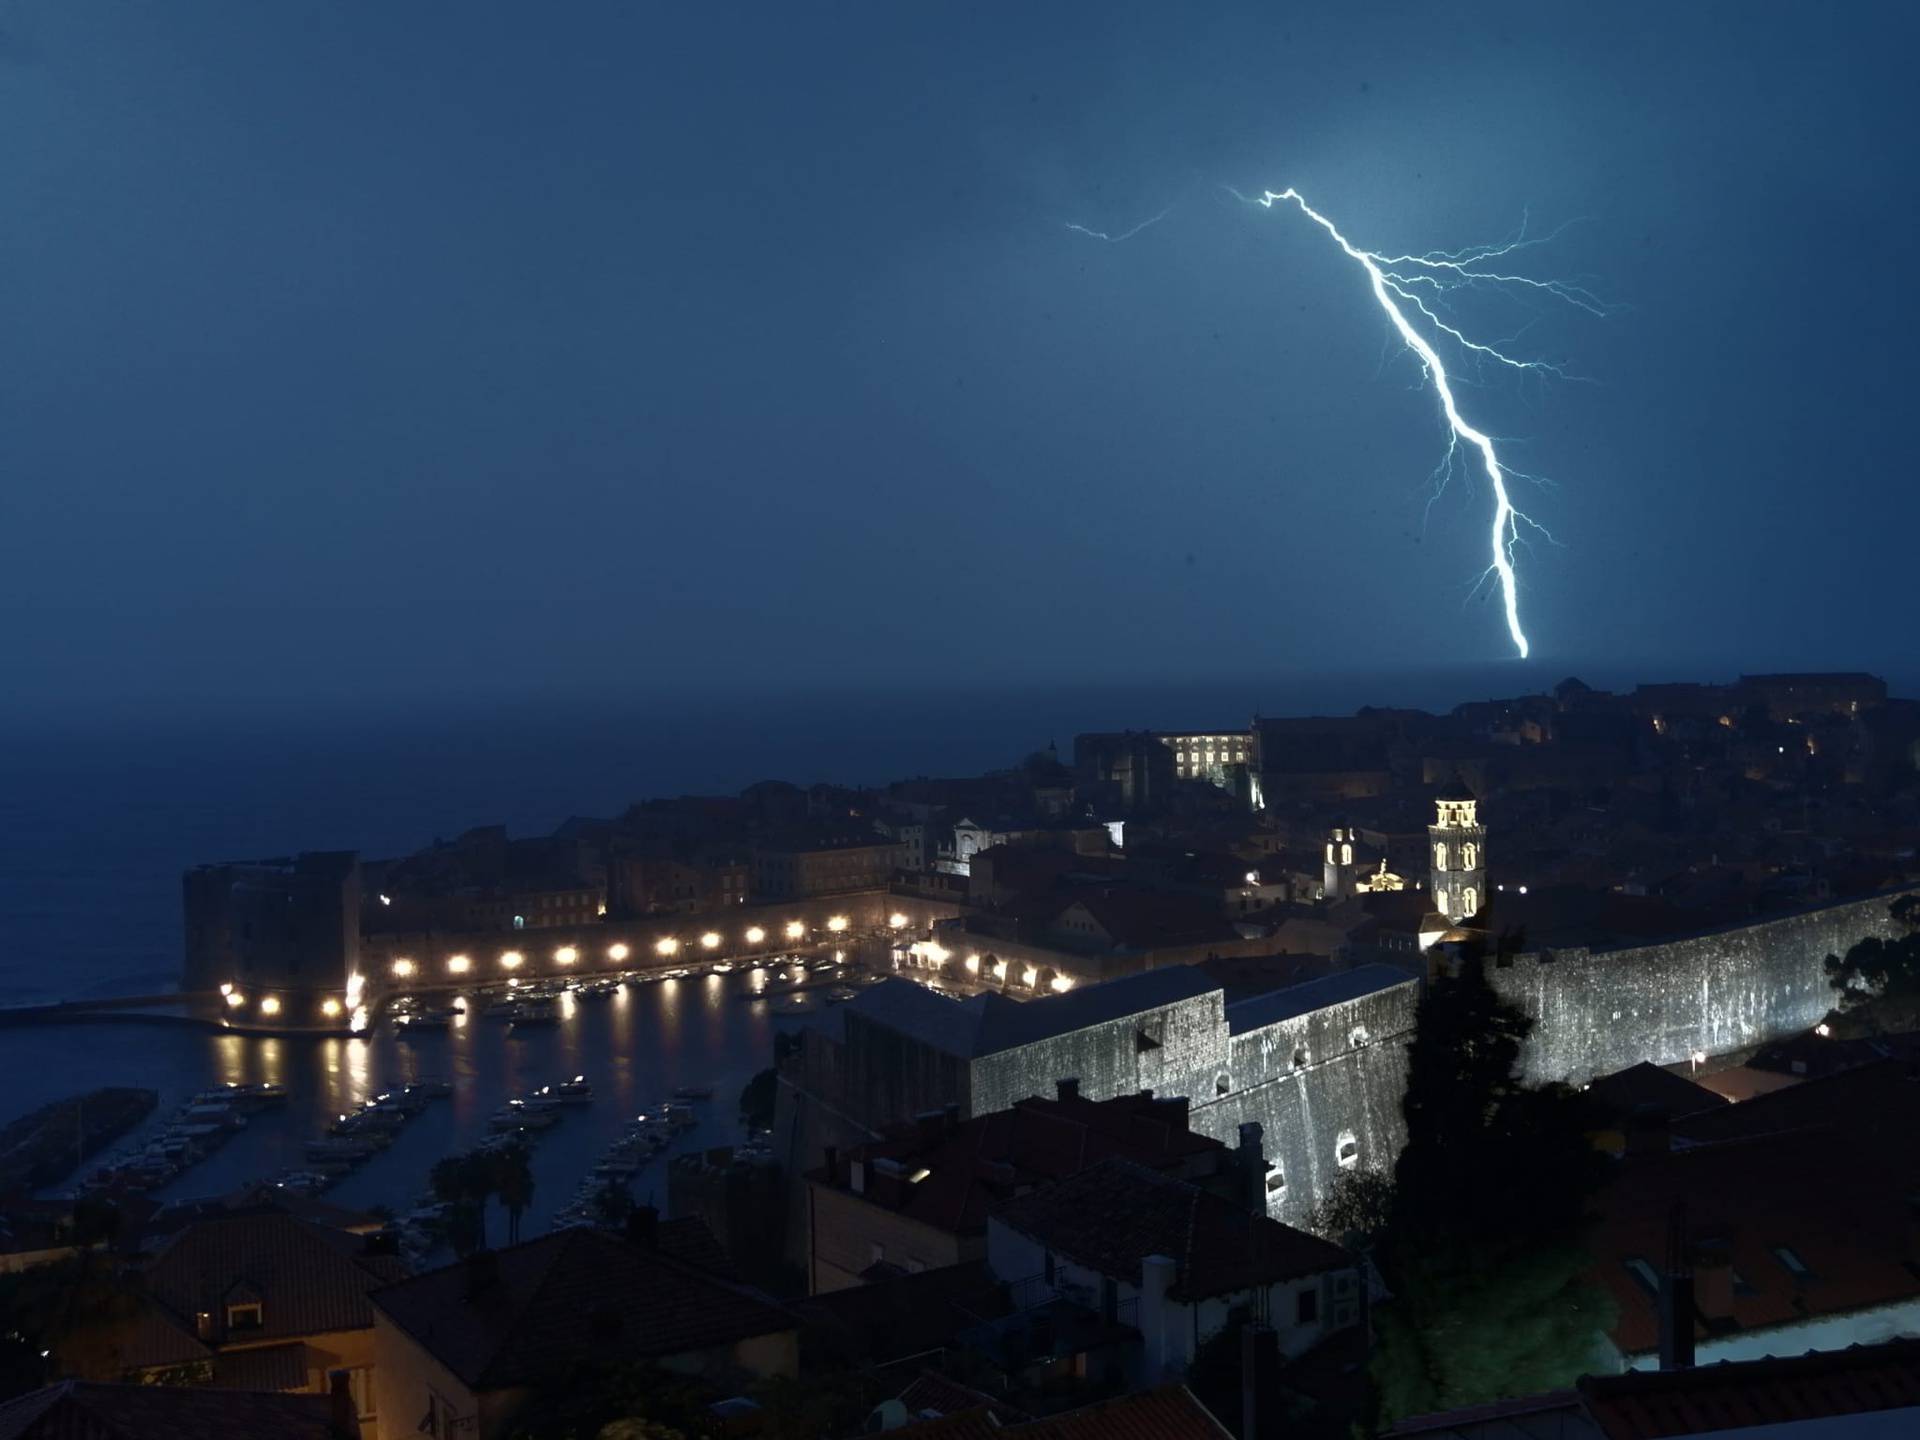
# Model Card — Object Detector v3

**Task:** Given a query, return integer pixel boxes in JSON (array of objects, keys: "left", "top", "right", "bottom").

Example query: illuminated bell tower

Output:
[
  {"left": 1323, "top": 822, "right": 1357, "bottom": 901},
  {"left": 1428, "top": 782, "right": 1486, "bottom": 924}
]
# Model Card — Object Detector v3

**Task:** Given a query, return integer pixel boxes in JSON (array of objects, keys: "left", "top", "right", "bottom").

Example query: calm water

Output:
[{"left": 9, "top": 972, "right": 810, "bottom": 1228}]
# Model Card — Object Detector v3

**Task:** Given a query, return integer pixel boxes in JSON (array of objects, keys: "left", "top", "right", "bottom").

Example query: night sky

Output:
[{"left": 4, "top": 3, "right": 1915, "bottom": 718}]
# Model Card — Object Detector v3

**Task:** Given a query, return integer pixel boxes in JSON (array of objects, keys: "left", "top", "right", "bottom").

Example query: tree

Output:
[
  {"left": 1370, "top": 936, "right": 1615, "bottom": 1422},
  {"left": 738, "top": 1068, "right": 777, "bottom": 1131},
  {"left": 0, "top": 1252, "right": 144, "bottom": 1398},
  {"left": 1825, "top": 897, "right": 1920, "bottom": 1032},
  {"left": 492, "top": 1144, "right": 537, "bottom": 1246},
  {"left": 1303, "top": 1168, "right": 1394, "bottom": 1247}
]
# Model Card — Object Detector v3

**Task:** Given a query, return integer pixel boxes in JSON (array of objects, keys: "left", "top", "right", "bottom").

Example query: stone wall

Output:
[
  {"left": 1191, "top": 979, "right": 1419, "bottom": 1229},
  {"left": 968, "top": 992, "right": 1229, "bottom": 1117},
  {"left": 1497, "top": 888, "right": 1916, "bottom": 1084}
]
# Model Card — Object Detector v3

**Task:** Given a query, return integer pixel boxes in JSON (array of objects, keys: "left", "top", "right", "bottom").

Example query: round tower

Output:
[{"left": 1428, "top": 782, "right": 1486, "bottom": 923}]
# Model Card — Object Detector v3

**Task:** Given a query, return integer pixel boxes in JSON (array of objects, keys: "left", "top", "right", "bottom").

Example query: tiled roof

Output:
[
  {"left": 369, "top": 1227, "right": 793, "bottom": 1390},
  {"left": 842, "top": 966, "right": 1224, "bottom": 1060},
  {"left": 654, "top": 1213, "right": 740, "bottom": 1280},
  {"left": 1224, "top": 964, "right": 1413, "bottom": 1034},
  {"left": 893, "top": 1370, "right": 1027, "bottom": 1426},
  {"left": 1584, "top": 1061, "right": 1729, "bottom": 1121},
  {"left": 1579, "top": 1337, "right": 1920, "bottom": 1438},
  {"left": 1673, "top": 1058, "right": 1920, "bottom": 1148},
  {"left": 208, "top": 1341, "right": 308, "bottom": 1391},
  {"left": 0, "top": 1381, "right": 345, "bottom": 1440},
  {"left": 1591, "top": 1130, "right": 1920, "bottom": 1356},
  {"left": 893, "top": 1385, "right": 1230, "bottom": 1438},
  {"left": 990, "top": 1157, "right": 1351, "bottom": 1301},
  {"left": 791, "top": 1260, "right": 1011, "bottom": 1367},
  {"left": 141, "top": 1210, "right": 406, "bottom": 1348},
  {"left": 1388, "top": 1339, "right": 1920, "bottom": 1439},
  {"left": 1044, "top": 890, "right": 1238, "bottom": 952},
  {"left": 818, "top": 1092, "right": 1225, "bottom": 1235}
]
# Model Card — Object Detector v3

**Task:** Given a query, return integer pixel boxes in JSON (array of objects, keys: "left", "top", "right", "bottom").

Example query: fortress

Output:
[{"left": 775, "top": 792, "right": 1916, "bottom": 1249}]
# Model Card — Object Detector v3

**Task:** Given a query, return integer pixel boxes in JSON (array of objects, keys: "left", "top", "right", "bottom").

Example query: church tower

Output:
[
  {"left": 1323, "top": 821, "right": 1357, "bottom": 901},
  {"left": 1428, "top": 782, "right": 1486, "bottom": 923}
]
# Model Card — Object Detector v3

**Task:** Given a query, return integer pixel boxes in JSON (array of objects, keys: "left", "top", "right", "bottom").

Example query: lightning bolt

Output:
[
  {"left": 1063, "top": 208, "right": 1171, "bottom": 244},
  {"left": 1226, "top": 187, "right": 1600, "bottom": 660}
]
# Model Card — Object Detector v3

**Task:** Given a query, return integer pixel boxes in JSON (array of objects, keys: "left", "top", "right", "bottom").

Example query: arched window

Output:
[
  {"left": 1215, "top": 1073, "right": 1231, "bottom": 1097},
  {"left": 1461, "top": 887, "right": 1478, "bottom": 916},
  {"left": 1435, "top": 888, "right": 1449, "bottom": 915},
  {"left": 1341, "top": 843, "right": 1352, "bottom": 865},
  {"left": 1462, "top": 843, "right": 1478, "bottom": 869},
  {"left": 1434, "top": 842, "right": 1448, "bottom": 869},
  {"left": 1336, "top": 1130, "right": 1359, "bottom": 1169},
  {"left": 1325, "top": 843, "right": 1335, "bottom": 864}
]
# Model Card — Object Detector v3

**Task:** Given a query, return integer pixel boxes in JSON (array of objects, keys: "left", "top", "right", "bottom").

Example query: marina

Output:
[{"left": 13, "top": 960, "right": 836, "bottom": 1236}]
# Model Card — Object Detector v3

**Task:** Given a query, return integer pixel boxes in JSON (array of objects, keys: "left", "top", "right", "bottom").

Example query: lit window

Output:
[
  {"left": 226, "top": 1302, "right": 263, "bottom": 1331},
  {"left": 1435, "top": 888, "right": 1449, "bottom": 914},
  {"left": 1461, "top": 888, "right": 1477, "bottom": 915},
  {"left": 1434, "top": 842, "right": 1448, "bottom": 869},
  {"left": 1336, "top": 1131, "right": 1358, "bottom": 1169},
  {"left": 1462, "top": 843, "right": 1478, "bottom": 869},
  {"left": 1341, "top": 844, "right": 1352, "bottom": 865}
]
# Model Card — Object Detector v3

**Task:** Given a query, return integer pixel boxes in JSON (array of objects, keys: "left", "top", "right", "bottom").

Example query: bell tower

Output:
[
  {"left": 1428, "top": 782, "right": 1486, "bottom": 923},
  {"left": 1323, "top": 821, "right": 1357, "bottom": 901}
]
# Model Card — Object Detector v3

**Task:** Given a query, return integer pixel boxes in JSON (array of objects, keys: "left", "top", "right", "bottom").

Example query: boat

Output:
[
  {"left": 488, "top": 1101, "right": 559, "bottom": 1132},
  {"left": 554, "top": 1075, "right": 593, "bottom": 1102},
  {"left": 509, "top": 998, "right": 560, "bottom": 1026},
  {"left": 671, "top": 1084, "right": 714, "bottom": 1101},
  {"left": 304, "top": 1137, "right": 377, "bottom": 1163},
  {"left": 405, "top": 1078, "right": 453, "bottom": 1099}
]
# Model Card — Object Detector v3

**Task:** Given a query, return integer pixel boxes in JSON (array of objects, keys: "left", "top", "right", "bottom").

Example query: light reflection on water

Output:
[{"left": 8, "top": 970, "right": 791, "bottom": 1231}]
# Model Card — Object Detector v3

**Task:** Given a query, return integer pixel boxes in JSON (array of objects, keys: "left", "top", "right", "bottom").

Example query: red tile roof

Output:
[
  {"left": 135, "top": 1209, "right": 406, "bottom": 1359},
  {"left": 990, "top": 1158, "right": 1351, "bottom": 1301},
  {"left": 369, "top": 1226, "right": 792, "bottom": 1390},
  {"left": 816, "top": 1092, "right": 1226, "bottom": 1235},
  {"left": 1580, "top": 1338, "right": 1920, "bottom": 1438},
  {"left": 1589, "top": 1130, "right": 1920, "bottom": 1356},
  {"left": 893, "top": 1385, "right": 1230, "bottom": 1439},
  {"left": 892, "top": 1371, "right": 1027, "bottom": 1426},
  {"left": 0, "top": 1381, "right": 348, "bottom": 1440},
  {"left": 1392, "top": 1340, "right": 1920, "bottom": 1439}
]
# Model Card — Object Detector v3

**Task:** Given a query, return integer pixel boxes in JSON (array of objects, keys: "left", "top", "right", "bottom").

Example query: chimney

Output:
[
  {"left": 1238, "top": 1122, "right": 1268, "bottom": 1214},
  {"left": 1241, "top": 1322, "right": 1279, "bottom": 1440},
  {"left": 1056, "top": 1076, "right": 1081, "bottom": 1101},
  {"left": 463, "top": 1248, "right": 498, "bottom": 1302},
  {"left": 1693, "top": 1236, "right": 1734, "bottom": 1322},
  {"left": 624, "top": 1206, "right": 658, "bottom": 1249},
  {"left": 326, "top": 1369, "right": 356, "bottom": 1439},
  {"left": 195, "top": 1311, "right": 213, "bottom": 1342},
  {"left": 1658, "top": 1201, "right": 1696, "bottom": 1370}
]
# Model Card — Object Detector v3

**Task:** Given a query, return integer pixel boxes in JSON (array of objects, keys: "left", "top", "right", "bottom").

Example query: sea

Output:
[{"left": 0, "top": 664, "right": 1885, "bottom": 1228}]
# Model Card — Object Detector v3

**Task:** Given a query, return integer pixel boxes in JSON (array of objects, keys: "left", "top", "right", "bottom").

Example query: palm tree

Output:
[{"left": 491, "top": 1143, "right": 536, "bottom": 1245}]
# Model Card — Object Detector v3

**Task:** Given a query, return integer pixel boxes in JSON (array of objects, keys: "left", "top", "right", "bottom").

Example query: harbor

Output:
[{"left": 7, "top": 953, "right": 877, "bottom": 1237}]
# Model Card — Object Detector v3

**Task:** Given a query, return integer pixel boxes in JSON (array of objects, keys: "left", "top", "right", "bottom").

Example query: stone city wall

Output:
[
  {"left": 1498, "top": 888, "right": 1917, "bottom": 1084},
  {"left": 968, "top": 991, "right": 1229, "bottom": 1117},
  {"left": 1192, "top": 979, "right": 1419, "bottom": 1229}
]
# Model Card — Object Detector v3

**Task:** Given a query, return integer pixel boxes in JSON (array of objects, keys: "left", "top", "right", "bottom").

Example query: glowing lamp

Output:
[
  {"left": 500, "top": 951, "right": 525, "bottom": 970},
  {"left": 391, "top": 958, "right": 415, "bottom": 979},
  {"left": 888, "top": 912, "right": 908, "bottom": 929},
  {"left": 700, "top": 932, "right": 721, "bottom": 950},
  {"left": 321, "top": 998, "right": 342, "bottom": 1018},
  {"left": 784, "top": 921, "right": 806, "bottom": 940},
  {"left": 448, "top": 955, "right": 472, "bottom": 975},
  {"left": 555, "top": 946, "right": 579, "bottom": 964},
  {"left": 745, "top": 926, "right": 766, "bottom": 945},
  {"left": 259, "top": 996, "right": 282, "bottom": 1017},
  {"left": 827, "top": 915, "right": 849, "bottom": 933},
  {"left": 608, "top": 943, "right": 630, "bottom": 962},
  {"left": 655, "top": 938, "right": 679, "bottom": 957}
]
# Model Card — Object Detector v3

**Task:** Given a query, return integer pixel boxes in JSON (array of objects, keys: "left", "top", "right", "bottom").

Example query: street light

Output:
[
  {"left": 555, "top": 946, "right": 579, "bottom": 964},
  {"left": 655, "top": 938, "right": 679, "bottom": 957},
  {"left": 500, "top": 951, "right": 524, "bottom": 970},
  {"left": 391, "top": 958, "right": 415, "bottom": 979},
  {"left": 827, "top": 915, "right": 849, "bottom": 933},
  {"left": 888, "top": 912, "right": 908, "bottom": 929},
  {"left": 321, "top": 998, "right": 342, "bottom": 1018},
  {"left": 608, "top": 943, "right": 630, "bottom": 962},
  {"left": 448, "top": 955, "right": 472, "bottom": 975},
  {"left": 260, "top": 996, "right": 282, "bottom": 1017},
  {"left": 700, "top": 932, "right": 721, "bottom": 950},
  {"left": 784, "top": 921, "right": 806, "bottom": 941},
  {"left": 745, "top": 926, "right": 766, "bottom": 945}
]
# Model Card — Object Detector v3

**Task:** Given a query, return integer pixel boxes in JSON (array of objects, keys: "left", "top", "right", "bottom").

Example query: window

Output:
[
  {"left": 344, "top": 1367, "right": 376, "bottom": 1422},
  {"left": 1341, "top": 843, "right": 1352, "bottom": 865},
  {"left": 1136, "top": 1027, "right": 1162, "bottom": 1053},
  {"left": 1349, "top": 1025, "right": 1370, "bottom": 1048},
  {"left": 1434, "top": 842, "right": 1448, "bottom": 868},
  {"left": 1773, "top": 1245, "right": 1812, "bottom": 1280},
  {"left": 1435, "top": 888, "right": 1449, "bottom": 914},
  {"left": 1623, "top": 1257, "right": 1659, "bottom": 1295},
  {"left": 1265, "top": 1168, "right": 1286, "bottom": 1196},
  {"left": 226, "top": 1302, "right": 262, "bottom": 1331},
  {"left": 1336, "top": 1131, "right": 1358, "bottom": 1169},
  {"left": 1215, "top": 1073, "right": 1231, "bottom": 1096},
  {"left": 1462, "top": 843, "right": 1478, "bottom": 869},
  {"left": 1461, "top": 887, "right": 1477, "bottom": 915},
  {"left": 1297, "top": 1287, "right": 1319, "bottom": 1325}
]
